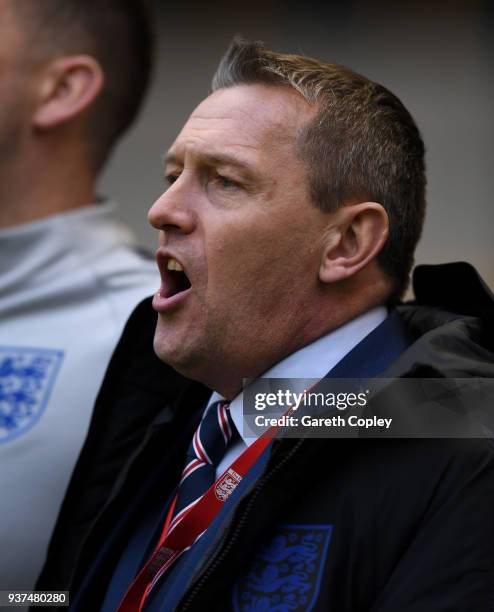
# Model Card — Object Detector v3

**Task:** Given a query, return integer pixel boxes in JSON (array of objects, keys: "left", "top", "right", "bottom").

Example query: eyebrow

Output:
[{"left": 164, "top": 151, "right": 253, "bottom": 172}]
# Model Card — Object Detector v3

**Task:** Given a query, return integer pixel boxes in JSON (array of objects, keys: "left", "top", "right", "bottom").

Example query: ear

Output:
[
  {"left": 319, "top": 202, "right": 389, "bottom": 284},
  {"left": 33, "top": 55, "right": 104, "bottom": 129}
]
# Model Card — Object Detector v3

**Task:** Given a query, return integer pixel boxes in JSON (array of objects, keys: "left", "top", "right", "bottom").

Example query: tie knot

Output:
[{"left": 191, "top": 400, "right": 235, "bottom": 466}]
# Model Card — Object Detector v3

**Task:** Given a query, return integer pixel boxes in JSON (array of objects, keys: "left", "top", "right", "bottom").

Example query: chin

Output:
[
  {"left": 153, "top": 328, "right": 198, "bottom": 374},
  {"left": 153, "top": 333, "right": 182, "bottom": 366},
  {"left": 152, "top": 313, "right": 224, "bottom": 386}
]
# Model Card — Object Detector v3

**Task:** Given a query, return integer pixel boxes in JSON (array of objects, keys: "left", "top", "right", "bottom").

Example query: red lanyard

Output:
[{"left": 116, "top": 430, "right": 276, "bottom": 612}]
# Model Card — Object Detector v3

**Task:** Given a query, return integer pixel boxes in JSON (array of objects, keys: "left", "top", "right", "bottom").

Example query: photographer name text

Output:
[{"left": 254, "top": 414, "right": 393, "bottom": 429}]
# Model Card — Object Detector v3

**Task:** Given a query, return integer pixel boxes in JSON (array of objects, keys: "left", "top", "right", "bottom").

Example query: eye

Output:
[
  {"left": 215, "top": 174, "right": 239, "bottom": 189},
  {"left": 164, "top": 172, "right": 180, "bottom": 186}
]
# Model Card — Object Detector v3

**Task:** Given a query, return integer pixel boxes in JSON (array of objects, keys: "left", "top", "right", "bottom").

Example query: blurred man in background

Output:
[{"left": 0, "top": 0, "right": 158, "bottom": 591}]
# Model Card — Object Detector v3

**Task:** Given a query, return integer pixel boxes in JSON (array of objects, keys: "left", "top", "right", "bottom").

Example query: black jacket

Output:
[{"left": 37, "top": 263, "right": 494, "bottom": 611}]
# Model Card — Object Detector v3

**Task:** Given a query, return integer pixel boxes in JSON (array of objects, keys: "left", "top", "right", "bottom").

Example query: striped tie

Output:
[{"left": 168, "top": 400, "right": 236, "bottom": 534}]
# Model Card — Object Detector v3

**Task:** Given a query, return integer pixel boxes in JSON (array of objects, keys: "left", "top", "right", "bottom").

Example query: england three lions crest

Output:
[
  {"left": 233, "top": 524, "right": 333, "bottom": 612},
  {"left": 0, "top": 346, "right": 64, "bottom": 443},
  {"left": 215, "top": 468, "right": 242, "bottom": 502}
]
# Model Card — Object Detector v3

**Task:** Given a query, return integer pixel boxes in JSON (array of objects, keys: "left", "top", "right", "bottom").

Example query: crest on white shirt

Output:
[{"left": 0, "top": 346, "right": 64, "bottom": 443}]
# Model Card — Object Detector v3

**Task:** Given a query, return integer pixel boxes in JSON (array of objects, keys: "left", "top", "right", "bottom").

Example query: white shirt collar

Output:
[{"left": 208, "top": 305, "right": 387, "bottom": 447}]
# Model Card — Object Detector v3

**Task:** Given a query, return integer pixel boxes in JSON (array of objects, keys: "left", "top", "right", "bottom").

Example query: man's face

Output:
[{"left": 149, "top": 84, "right": 332, "bottom": 392}]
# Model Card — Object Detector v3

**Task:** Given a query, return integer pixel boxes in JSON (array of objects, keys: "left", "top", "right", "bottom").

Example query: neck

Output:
[
  {"left": 0, "top": 142, "right": 96, "bottom": 229},
  {"left": 201, "top": 279, "right": 390, "bottom": 400}
]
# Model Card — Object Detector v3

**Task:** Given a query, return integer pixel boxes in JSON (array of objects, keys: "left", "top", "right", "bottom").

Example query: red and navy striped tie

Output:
[
  {"left": 135, "top": 403, "right": 238, "bottom": 601},
  {"left": 168, "top": 401, "right": 236, "bottom": 534}
]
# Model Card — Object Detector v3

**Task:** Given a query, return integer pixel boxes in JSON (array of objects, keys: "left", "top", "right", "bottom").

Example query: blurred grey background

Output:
[{"left": 99, "top": 0, "right": 494, "bottom": 291}]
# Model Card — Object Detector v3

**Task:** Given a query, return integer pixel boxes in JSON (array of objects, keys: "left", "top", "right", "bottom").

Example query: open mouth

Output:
[{"left": 161, "top": 257, "right": 192, "bottom": 299}]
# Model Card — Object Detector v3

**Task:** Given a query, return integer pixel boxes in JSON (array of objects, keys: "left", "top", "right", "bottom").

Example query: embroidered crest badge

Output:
[
  {"left": 215, "top": 468, "right": 243, "bottom": 502},
  {"left": 0, "top": 346, "right": 64, "bottom": 443},
  {"left": 233, "top": 524, "right": 333, "bottom": 612}
]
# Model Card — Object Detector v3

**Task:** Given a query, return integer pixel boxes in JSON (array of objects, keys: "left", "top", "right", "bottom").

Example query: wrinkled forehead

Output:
[{"left": 168, "top": 83, "right": 315, "bottom": 162}]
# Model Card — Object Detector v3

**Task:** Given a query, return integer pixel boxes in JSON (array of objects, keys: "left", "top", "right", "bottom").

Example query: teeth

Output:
[{"left": 167, "top": 258, "right": 184, "bottom": 272}]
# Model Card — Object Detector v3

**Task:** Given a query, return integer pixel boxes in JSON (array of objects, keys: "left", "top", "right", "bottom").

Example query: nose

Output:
[{"left": 148, "top": 182, "right": 196, "bottom": 235}]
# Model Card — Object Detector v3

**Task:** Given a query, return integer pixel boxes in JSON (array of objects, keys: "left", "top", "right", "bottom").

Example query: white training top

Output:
[{"left": 0, "top": 202, "right": 159, "bottom": 591}]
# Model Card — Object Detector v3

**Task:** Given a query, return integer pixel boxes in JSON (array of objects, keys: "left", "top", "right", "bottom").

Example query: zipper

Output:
[
  {"left": 177, "top": 437, "right": 306, "bottom": 611},
  {"left": 67, "top": 420, "right": 159, "bottom": 591},
  {"left": 70, "top": 405, "right": 190, "bottom": 596}
]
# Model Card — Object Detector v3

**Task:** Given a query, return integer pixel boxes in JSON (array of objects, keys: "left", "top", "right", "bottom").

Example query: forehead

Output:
[{"left": 167, "top": 84, "right": 314, "bottom": 164}]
